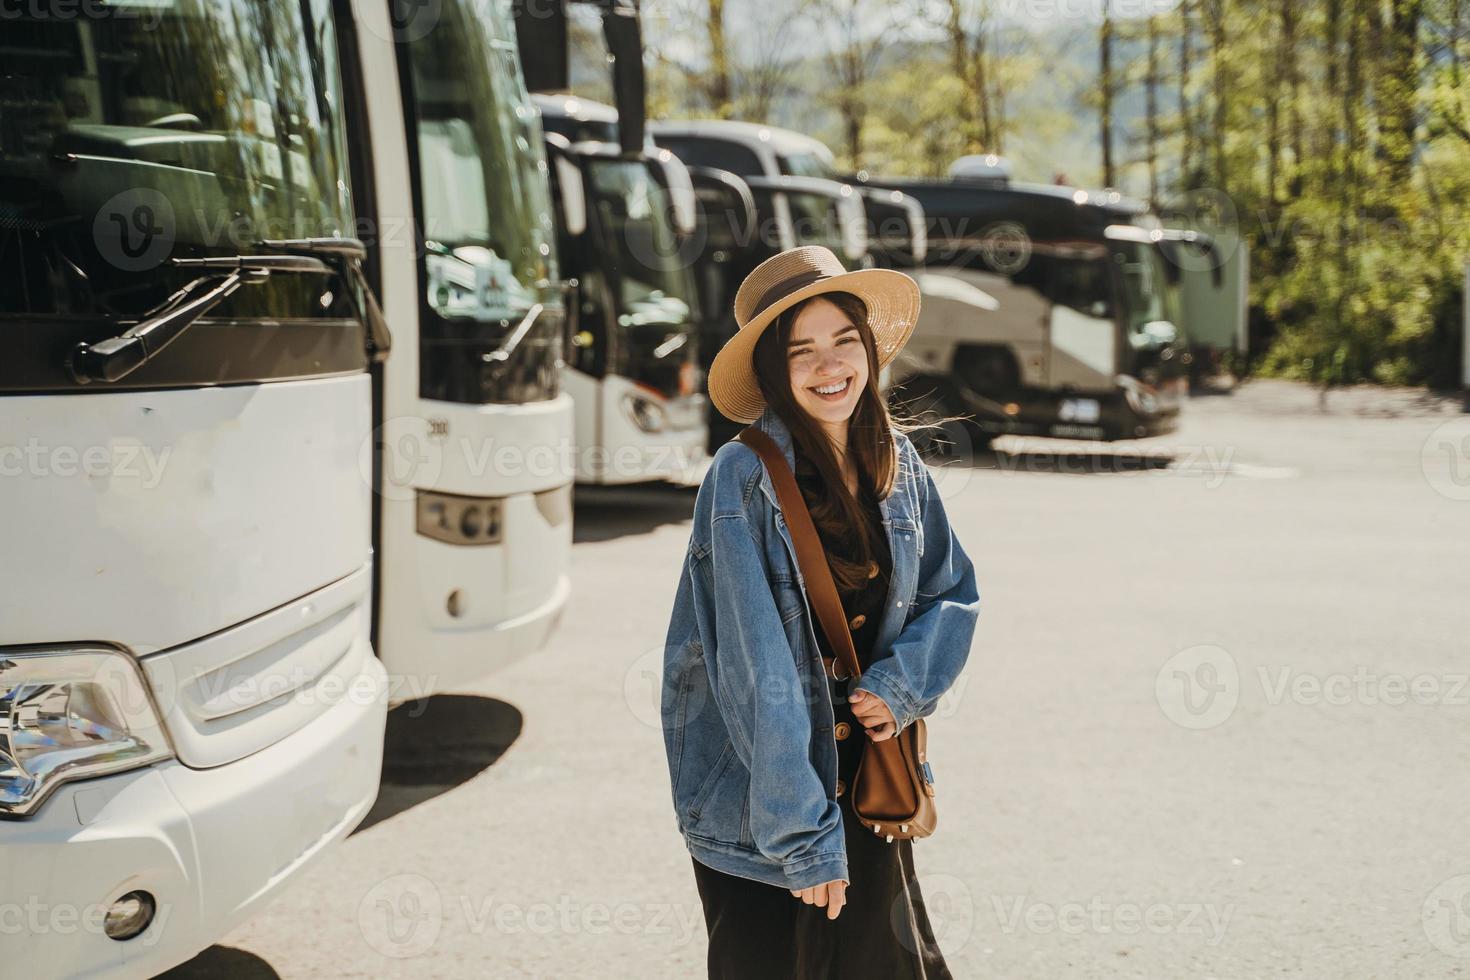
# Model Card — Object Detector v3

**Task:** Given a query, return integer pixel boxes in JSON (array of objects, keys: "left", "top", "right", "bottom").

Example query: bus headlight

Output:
[
  {"left": 1118, "top": 376, "right": 1160, "bottom": 416},
  {"left": 623, "top": 393, "right": 668, "bottom": 434},
  {"left": 0, "top": 647, "right": 172, "bottom": 818}
]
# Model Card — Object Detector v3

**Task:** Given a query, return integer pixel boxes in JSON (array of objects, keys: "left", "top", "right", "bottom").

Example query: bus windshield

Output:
[
  {"left": 405, "top": 0, "right": 558, "bottom": 322},
  {"left": 1114, "top": 242, "right": 1168, "bottom": 336},
  {"left": 1, "top": 0, "right": 355, "bottom": 320},
  {"left": 780, "top": 151, "right": 839, "bottom": 182},
  {"left": 584, "top": 158, "right": 694, "bottom": 331}
]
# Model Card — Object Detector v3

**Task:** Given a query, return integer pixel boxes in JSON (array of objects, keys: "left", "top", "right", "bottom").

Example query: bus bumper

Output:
[
  {"left": 0, "top": 654, "right": 387, "bottom": 979},
  {"left": 968, "top": 376, "right": 1184, "bottom": 442}
]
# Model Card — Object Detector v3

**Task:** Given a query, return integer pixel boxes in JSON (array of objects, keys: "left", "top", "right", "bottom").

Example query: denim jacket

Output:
[{"left": 660, "top": 405, "right": 980, "bottom": 890}]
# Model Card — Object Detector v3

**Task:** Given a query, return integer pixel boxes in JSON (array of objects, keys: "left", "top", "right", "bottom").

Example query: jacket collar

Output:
[
  {"left": 752, "top": 404, "right": 798, "bottom": 474},
  {"left": 749, "top": 404, "right": 898, "bottom": 525}
]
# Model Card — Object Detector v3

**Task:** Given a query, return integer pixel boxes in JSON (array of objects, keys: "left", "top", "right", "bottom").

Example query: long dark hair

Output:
[{"left": 752, "top": 290, "right": 910, "bottom": 595}]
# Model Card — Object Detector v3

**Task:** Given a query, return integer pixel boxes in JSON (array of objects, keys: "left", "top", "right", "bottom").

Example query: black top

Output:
[{"left": 792, "top": 447, "right": 892, "bottom": 703}]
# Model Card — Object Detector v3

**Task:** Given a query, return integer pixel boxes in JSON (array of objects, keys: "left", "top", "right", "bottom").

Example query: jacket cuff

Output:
[
  {"left": 854, "top": 667, "right": 919, "bottom": 735},
  {"left": 781, "top": 848, "right": 851, "bottom": 890}
]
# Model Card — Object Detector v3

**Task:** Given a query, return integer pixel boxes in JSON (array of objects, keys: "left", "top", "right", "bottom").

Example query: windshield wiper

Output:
[
  {"left": 69, "top": 253, "right": 333, "bottom": 384},
  {"left": 260, "top": 237, "right": 392, "bottom": 363},
  {"left": 483, "top": 303, "right": 545, "bottom": 366}
]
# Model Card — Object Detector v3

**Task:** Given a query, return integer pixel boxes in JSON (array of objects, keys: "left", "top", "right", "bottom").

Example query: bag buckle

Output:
[{"left": 919, "top": 761, "right": 936, "bottom": 785}]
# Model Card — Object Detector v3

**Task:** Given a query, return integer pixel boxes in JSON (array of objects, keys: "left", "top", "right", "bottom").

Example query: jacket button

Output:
[
  {"left": 835, "top": 779, "right": 846, "bottom": 798},
  {"left": 848, "top": 613, "right": 866, "bottom": 630},
  {"left": 834, "top": 722, "right": 851, "bottom": 740}
]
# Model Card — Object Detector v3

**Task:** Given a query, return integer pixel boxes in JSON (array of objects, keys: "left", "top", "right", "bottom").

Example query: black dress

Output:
[{"left": 689, "top": 448, "right": 953, "bottom": 980}]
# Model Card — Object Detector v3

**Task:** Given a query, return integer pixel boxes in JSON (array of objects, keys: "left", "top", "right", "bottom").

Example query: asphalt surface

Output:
[{"left": 163, "top": 378, "right": 1470, "bottom": 979}]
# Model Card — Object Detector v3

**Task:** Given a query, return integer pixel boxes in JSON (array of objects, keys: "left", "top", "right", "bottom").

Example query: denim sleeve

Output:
[
  {"left": 855, "top": 447, "right": 980, "bottom": 734},
  {"left": 690, "top": 510, "right": 849, "bottom": 889}
]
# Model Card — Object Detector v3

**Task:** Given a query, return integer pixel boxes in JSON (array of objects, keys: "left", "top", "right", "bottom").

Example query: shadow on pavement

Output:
[
  {"left": 155, "top": 946, "right": 280, "bottom": 979},
  {"left": 573, "top": 483, "right": 697, "bottom": 543},
  {"left": 352, "top": 694, "right": 523, "bottom": 834}
]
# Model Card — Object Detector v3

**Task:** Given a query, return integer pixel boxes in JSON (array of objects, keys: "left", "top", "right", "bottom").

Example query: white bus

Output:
[
  {"left": 0, "top": 0, "right": 573, "bottom": 973},
  {"left": 531, "top": 97, "right": 708, "bottom": 485},
  {"left": 1, "top": 3, "right": 388, "bottom": 975},
  {"left": 357, "top": 0, "right": 574, "bottom": 694}
]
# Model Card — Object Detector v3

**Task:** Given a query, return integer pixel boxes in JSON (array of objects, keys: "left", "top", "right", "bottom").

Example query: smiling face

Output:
[{"left": 786, "top": 296, "right": 871, "bottom": 429}]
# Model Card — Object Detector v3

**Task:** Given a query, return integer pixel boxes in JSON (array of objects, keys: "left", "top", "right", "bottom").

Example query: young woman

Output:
[{"left": 661, "top": 245, "right": 981, "bottom": 978}]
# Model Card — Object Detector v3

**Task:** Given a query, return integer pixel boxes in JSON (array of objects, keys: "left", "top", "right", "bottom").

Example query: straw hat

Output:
[{"left": 707, "top": 245, "right": 921, "bottom": 423}]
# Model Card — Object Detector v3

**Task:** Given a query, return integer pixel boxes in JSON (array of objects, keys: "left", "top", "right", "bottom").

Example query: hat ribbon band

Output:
[{"left": 750, "top": 269, "right": 830, "bottom": 322}]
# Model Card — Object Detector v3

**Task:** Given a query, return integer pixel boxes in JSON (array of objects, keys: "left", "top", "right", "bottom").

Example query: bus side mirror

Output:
[
  {"left": 556, "top": 157, "right": 587, "bottom": 236},
  {"left": 647, "top": 151, "right": 697, "bottom": 238},
  {"left": 836, "top": 187, "right": 869, "bottom": 264},
  {"left": 546, "top": 147, "right": 586, "bottom": 237},
  {"left": 685, "top": 166, "right": 757, "bottom": 250}
]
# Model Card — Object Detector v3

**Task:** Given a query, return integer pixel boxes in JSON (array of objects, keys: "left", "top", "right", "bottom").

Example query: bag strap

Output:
[{"left": 737, "top": 426, "right": 863, "bottom": 682}]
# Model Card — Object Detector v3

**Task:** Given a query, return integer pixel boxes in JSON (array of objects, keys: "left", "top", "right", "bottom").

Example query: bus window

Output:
[
  {"left": 401, "top": 0, "right": 563, "bottom": 404},
  {"left": 779, "top": 152, "right": 839, "bottom": 181},
  {"left": 1112, "top": 242, "right": 1167, "bottom": 337},
  {"left": 652, "top": 136, "right": 764, "bottom": 179},
  {"left": 1, "top": 1, "right": 356, "bottom": 323},
  {"left": 785, "top": 191, "right": 841, "bottom": 251},
  {"left": 1049, "top": 256, "right": 1115, "bottom": 321},
  {"left": 583, "top": 157, "right": 695, "bottom": 397}
]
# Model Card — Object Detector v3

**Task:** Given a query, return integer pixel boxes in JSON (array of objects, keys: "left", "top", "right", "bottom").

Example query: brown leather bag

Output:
[{"left": 738, "top": 427, "right": 937, "bottom": 843}]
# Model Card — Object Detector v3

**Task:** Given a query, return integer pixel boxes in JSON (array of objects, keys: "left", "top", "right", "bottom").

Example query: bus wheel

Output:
[{"left": 953, "top": 346, "right": 1020, "bottom": 398}]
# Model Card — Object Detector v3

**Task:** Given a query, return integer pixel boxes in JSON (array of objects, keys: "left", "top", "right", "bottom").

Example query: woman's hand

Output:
[
  {"left": 848, "top": 689, "right": 897, "bottom": 741},
  {"left": 790, "top": 879, "right": 847, "bottom": 919}
]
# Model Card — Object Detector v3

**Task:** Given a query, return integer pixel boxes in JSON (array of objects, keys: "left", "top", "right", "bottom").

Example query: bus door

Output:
[{"left": 1037, "top": 243, "right": 1120, "bottom": 395}]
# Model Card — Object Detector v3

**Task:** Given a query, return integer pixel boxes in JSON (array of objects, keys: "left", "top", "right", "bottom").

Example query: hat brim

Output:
[{"left": 707, "top": 267, "right": 921, "bottom": 424}]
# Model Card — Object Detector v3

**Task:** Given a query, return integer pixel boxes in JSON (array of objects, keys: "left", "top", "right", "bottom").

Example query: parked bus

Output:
[
  {"left": 1, "top": 4, "right": 389, "bottom": 975},
  {"left": 531, "top": 95, "right": 707, "bottom": 484},
  {"left": 647, "top": 120, "right": 877, "bottom": 270},
  {"left": 646, "top": 121, "right": 912, "bottom": 450},
  {"left": 361, "top": 0, "right": 573, "bottom": 692},
  {"left": 852, "top": 172, "right": 1205, "bottom": 447},
  {"left": 0, "top": 0, "right": 574, "bottom": 972}
]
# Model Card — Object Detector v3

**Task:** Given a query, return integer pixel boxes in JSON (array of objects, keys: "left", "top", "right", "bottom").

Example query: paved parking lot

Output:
[{"left": 166, "top": 378, "right": 1470, "bottom": 978}]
